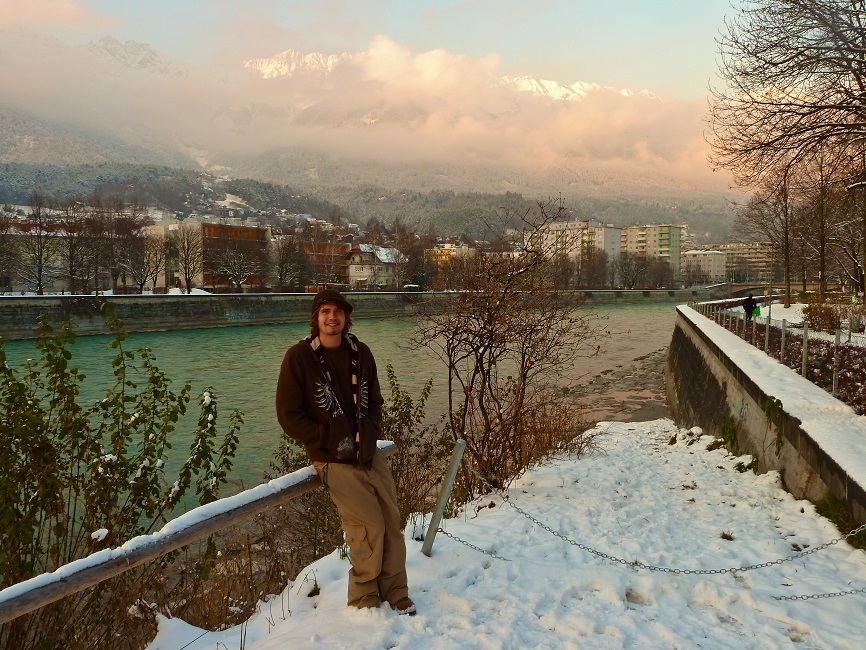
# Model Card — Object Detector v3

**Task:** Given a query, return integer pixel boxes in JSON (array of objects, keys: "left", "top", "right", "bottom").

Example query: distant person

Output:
[
  {"left": 743, "top": 294, "right": 757, "bottom": 320},
  {"left": 276, "top": 289, "right": 415, "bottom": 615}
]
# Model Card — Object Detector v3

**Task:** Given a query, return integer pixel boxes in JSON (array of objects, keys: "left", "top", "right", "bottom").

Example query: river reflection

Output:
[{"left": 2, "top": 302, "right": 679, "bottom": 492}]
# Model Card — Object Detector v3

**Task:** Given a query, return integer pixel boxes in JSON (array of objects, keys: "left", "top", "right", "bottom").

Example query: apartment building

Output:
[
  {"left": 681, "top": 249, "right": 727, "bottom": 284},
  {"left": 705, "top": 241, "right": 774, "bottom": 283},
  {"left": 621, "top": 224, "right": 684, "bottom": 279},
  {"left": 423, "top": 243, "right": 476, "bottom": 270},
  {"left": 531, "top": 219, "right": 622, "bottom": 260}
]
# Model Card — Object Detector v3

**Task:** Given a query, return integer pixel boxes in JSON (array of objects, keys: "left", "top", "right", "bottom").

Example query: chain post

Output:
[{"left": 422, "top": 439, "right": 466, "bottom": 557}]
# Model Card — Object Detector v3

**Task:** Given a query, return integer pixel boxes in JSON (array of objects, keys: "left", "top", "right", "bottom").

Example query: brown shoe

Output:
[{"left": 391, "top": 596, "right": 416, "bottom": 616}]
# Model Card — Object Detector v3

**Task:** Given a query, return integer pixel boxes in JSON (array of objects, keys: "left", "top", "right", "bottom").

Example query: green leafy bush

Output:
[{"left": 0, "top": 311, "right": 241, "bottom": 649}]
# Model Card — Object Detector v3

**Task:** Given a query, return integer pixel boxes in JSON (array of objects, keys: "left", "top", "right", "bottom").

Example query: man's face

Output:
[{"left": 318, "top": 302, "right": 346, "bottom": 337}]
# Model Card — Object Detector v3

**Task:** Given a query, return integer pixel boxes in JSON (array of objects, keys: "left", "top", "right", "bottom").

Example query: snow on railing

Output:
[{"left": 0, "top": 441, "right": 396, "bottom": 624}]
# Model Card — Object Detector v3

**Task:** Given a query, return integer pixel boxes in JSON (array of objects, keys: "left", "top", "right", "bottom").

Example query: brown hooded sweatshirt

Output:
[{"left": 276, "top": 333, "right": 384, "bottom": 466}]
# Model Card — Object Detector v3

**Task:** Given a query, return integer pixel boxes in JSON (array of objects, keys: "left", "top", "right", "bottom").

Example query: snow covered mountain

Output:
[
  {"left": 86, "top": 36, "right": 186, "bottom": 77},
  {"left": 243, "top": 49, "right": 352, "bottom": 78},
  {"left": 242, "top": 48, "right": 653, "bottom": 102}
]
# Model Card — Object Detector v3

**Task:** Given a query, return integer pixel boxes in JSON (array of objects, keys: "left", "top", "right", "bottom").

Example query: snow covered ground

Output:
[{"left": 148, "top": 419, "right": 866, "bottom": 650}]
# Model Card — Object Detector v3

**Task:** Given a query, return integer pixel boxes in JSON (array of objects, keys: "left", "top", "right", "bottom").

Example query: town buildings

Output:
[{"left": 146, "top": 221, "right": 271, "bottom": 292}]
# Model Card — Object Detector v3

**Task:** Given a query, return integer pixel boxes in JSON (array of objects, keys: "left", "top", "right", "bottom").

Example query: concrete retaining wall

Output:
[
  {"left": 0, "top": 288, "right": 717, "bottom": 341},
  {"left": 666, "top": 305, "right": 866, "bottom": 525}
]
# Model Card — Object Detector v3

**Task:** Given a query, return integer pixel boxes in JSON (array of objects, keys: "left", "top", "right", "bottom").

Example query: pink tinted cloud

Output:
[{"left": 0, "top": 0, "right": 116, "bottom": 30}]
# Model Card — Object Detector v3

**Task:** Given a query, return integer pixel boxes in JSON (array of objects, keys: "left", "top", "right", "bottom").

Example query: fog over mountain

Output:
[{"left": 0, "top": 29, "right": 735, "bottom": 204}]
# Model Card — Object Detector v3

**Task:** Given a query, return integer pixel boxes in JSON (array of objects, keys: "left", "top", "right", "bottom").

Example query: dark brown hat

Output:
[{"left": 311, "top": 289, "right": 353, "bottom": 315}]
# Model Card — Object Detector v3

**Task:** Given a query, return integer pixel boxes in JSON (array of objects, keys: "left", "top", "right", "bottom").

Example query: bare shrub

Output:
[{"left": 412, "top": 201, "right": 605, "bottom": 498}]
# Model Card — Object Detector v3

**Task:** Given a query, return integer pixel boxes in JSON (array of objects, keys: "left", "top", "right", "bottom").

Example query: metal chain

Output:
[
  {"left": 436, "top": 527, "right": 511, "bottom": 561},
  {"left": 461, "top": 461, "right": 866, "bottom": 587},
  {"left": 773, "top": 586, "right": 866, "bottom": 601}
]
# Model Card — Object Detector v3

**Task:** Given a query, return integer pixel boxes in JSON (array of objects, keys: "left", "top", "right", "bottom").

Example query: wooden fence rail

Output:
[{"left": 0, "top": 441, "right": 396, "bottom": 625}]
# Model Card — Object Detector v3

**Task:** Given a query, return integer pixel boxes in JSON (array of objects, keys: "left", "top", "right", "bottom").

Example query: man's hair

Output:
[{"left": 310, "top": 301, "right": 353, "bottom": 338}]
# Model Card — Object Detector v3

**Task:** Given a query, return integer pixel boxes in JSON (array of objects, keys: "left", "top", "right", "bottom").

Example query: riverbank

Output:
[
  {"left": 569, "top": 347, "right": 670, "bottom": 424},
  {"left": 0, "top": 288, "right": 724, "bottom": 341}
]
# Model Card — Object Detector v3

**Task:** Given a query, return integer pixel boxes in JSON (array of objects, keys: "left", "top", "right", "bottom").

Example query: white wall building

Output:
[
  {"left": 681, "top": 249, "right": 727, "bottom": 283},
  {"left": 531, "top": 219, "right": 622, "bottom": 261},
  {"left": 347, "top": 244, "right": 408, "bottom": 290}
]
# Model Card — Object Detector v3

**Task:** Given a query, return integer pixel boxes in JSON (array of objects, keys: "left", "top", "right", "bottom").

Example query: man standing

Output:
[
  {"left": 276, "top": 289, "right": 415, "bottom": 614},
  {"left": 743, "top": 293, "right": 757, "bottom": 320}
]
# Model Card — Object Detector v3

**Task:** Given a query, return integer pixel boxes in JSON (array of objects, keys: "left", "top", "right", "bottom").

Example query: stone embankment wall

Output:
[
  {"left": 666, "top": 305, "right": 866, "bottom": 525},
  {"left": 0, "top": 288, "right": 718, "bottom": 341}
]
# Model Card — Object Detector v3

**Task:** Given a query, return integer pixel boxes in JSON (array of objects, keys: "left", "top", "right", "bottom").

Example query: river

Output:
[{"left": 2, "top": 302, "right": 679, "bottom": 493}]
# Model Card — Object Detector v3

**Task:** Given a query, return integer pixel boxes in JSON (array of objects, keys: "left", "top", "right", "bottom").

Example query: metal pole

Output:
[
  {"left": 422, "top": 439, "right": 466, "bottom": 557},
  {"left": 781, "top": 319, "right": 787, "bottom": 365},
  {"left": 802, "top": 322, "right": 809, "bottom": 377},
  {"left": 833, "top": 329, "right": 841, "bottom": 397},
  {"left": 765, "top": 301, "right": 772, "bottom": 351}
]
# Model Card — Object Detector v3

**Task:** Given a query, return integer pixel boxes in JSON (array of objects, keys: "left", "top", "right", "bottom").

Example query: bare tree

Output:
[
  {"left": 830, "top": 189, "right": 865, "bottom": 293},
  {"left": 125, "top": 231, "right": 166, "bottom": 293},
  {"left": 0, "top": 208, "right": 19, "bottom": 291},
  {"left": 579, "top": 248, "right": 609, "bottom": 289},
  {"left": 709, "top": 0, "right": 866, "bottom": 186},
  {"left": 646, "top": 257, "right": 673, "bottom": 289},
  {"left": 218, "top": 240, "right": 266, "bottom": 292},
  {"left": 792, "top": 144, "right": 851, "bottom": 301},
  {"left": 411, "top": 202, "right": 603, "bottom": 495},
  {"left": 17, "top": 191, "right": 59, "bottom": 295},
  {"left": 735, "top": 168, "right": 796, "bottom": 305},
  {"left": 709, "top": 1, "right": 866, "bottom": 303},
  {"left": 271, "top": 235, "right": 308, "bottom": 292},
  {"left": 170, "top": 223, "right": 203, "bottom": 294},
  {"left": 614, "top": 252, "right": 649, "bottom": 289},
  {"left": 682, "top": 260, "right": 711, "bottom": 287},
  {"left": 303, "top": 222, "right": 344, "bottom": 288},
  {"left": 56, "top": 198, "right": 97, "bottom": 294}
]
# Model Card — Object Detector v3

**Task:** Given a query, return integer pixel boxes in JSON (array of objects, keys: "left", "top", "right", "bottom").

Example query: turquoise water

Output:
[{"left": 2, "top": 302, "right": 679, "bottom": 492}]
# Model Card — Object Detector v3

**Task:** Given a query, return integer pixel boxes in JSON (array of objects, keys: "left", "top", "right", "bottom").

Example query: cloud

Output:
[
  {"left": 358, "top": 35, "right": 501, "bottom": 98},
  {"left": 0, "top": 30, "right": 726, "bottom": 191},
  {"left": 0, "top": 0, "right": 116, "bottom": 30}
]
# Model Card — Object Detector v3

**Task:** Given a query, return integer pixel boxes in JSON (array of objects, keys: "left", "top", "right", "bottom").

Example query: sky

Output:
[
  {"left": 2, "top": 0, "right": 735, "bottom": 99},
  {"left": 0, "top": 0, "right": 743, "bottom": 193}
]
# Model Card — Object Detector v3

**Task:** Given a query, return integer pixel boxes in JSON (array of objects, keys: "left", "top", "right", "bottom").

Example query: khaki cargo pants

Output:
[{"left": 314, "top": 451, "right": 409, "bottom": 608}]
